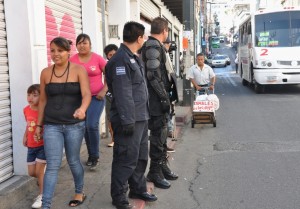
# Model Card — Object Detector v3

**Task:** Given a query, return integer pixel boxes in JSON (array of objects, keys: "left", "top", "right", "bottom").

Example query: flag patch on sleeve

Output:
[{"left": 116, "top": 67, "right": 126, "bottom": 75}]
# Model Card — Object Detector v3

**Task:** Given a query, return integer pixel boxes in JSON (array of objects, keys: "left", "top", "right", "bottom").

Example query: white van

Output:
[{"left": 219, "top": 36, "right": 225, "bottom": 43}]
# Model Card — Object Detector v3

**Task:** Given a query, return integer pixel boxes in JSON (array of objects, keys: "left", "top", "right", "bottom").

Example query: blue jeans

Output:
[
  {"left": 41, "top": 121, "right": 85, "bottom": 209},
  {"left": 85, "top": 96, "right": 105, "bottom": 159}
]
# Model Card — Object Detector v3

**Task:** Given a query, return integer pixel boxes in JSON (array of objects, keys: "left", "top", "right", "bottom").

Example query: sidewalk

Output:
[{"left": 1, "top": 78, "right": 192, "bottom": 209}]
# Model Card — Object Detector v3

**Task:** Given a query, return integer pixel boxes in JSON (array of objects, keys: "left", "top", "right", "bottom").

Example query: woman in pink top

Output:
[{"left": 70, "top": 34, "right": 107, "bottom": 170}]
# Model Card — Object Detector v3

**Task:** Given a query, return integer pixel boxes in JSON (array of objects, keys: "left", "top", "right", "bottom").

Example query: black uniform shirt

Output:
[{"left": 105, "top": 43, "right": 150, "bottom": 125}]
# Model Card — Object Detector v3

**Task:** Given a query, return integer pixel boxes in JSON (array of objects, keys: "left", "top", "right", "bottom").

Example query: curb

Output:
[{"left": 175, "top": 106, "right": 192, "bottom": 126}]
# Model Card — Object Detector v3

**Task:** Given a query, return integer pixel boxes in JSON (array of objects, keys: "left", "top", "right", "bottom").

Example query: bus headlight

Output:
[{"left": 260, "top": 60, "right": 272, "bottom": 67}]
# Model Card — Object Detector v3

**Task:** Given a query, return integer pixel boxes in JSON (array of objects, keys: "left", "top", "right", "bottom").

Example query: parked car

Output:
[
  {"left": 211, "top": 54, "right": 228, "bottom": 68},
  {"left": 219, "top": 36, "right": 225, "bottom": 43},
  {"left": 205, "top": 54, "right": 213, "bottom": 66}
]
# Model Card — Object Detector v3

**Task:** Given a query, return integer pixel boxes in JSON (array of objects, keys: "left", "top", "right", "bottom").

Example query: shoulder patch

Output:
[{"left": 116, "top": 66, "right": 126, "bottom": 75}]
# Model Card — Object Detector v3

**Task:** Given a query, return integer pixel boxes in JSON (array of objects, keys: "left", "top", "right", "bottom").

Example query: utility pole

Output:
[{"left": 182, "top": 0, "right": 195, "bottom": 106}]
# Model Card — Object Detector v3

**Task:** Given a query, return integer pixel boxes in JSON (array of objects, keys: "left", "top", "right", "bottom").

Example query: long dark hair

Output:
[{"left": 76, "top": 33, "right": 91, "bottom": 46}]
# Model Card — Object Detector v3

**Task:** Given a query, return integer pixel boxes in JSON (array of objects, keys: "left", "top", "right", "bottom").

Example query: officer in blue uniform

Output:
[{"left": 106, "top": 21, "right": 157, "bottom": 209}]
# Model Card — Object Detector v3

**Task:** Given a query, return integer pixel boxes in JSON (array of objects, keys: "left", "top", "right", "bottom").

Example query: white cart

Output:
[{"left": 191, "top": 88, "right": 217, "bottom": 128}]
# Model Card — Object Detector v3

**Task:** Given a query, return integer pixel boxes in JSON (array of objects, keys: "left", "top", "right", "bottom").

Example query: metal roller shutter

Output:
[
  {"left": 140, "top": 0, "right": 160, "bottom": 20},
  {"left": 45, "top": 0, "right": 83, "bottom": 65},
  {"left": 0, "top": 0, "right": 13, "bottom": 183}
]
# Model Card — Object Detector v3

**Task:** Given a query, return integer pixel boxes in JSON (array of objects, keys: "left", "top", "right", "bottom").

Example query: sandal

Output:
[{"left": 68, "top": 193, "right": 87, "bottom": 207}]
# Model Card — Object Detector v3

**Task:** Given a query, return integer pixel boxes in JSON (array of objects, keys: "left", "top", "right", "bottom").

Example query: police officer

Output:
[
  {"left": 141, "top": 17, "right": 178, "bottom": 190},
  {"left": 106, "top": 21, "right": 157, "bottom": 209}
]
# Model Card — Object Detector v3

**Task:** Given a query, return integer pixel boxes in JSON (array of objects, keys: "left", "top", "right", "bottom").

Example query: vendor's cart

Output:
[{"left": 191, "top": 87, "right": 217, "bottom": 128}]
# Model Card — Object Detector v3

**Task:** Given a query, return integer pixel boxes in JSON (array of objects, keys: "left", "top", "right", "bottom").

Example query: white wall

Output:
[
  {"left": 107, "top": 0, "right": 131, "bottom": 45},
  {"left": 130, "top": 0, "right": 141, "bottom": 21},
  {"left": 4, "top": 0, "right": 47, "bottom": 175},
  {"left": 82, "top": 0, "right": 104, "bottom": 56}
]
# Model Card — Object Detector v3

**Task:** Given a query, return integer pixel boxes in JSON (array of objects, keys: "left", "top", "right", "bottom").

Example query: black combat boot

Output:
[
  {"left": 147, "top": 160, "right": 171, "bottom": 189},
  {"left": 161, "top": 157, "right": 178, "bottom": 180}
]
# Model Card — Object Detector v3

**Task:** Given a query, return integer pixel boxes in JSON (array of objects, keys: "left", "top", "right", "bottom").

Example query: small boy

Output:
[{"left": 23, "top": 84, "right": 46, "bottom": 208}]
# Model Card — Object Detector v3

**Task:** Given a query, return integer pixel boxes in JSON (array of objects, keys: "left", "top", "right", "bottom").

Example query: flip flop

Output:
[{"left": 68, "top": 193, "right": 87, "bottom": 207}]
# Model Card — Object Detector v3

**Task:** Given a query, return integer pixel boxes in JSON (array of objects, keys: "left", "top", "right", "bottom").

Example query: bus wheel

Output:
[{"left": 254, "top": 83, "right": 264, "bottom": 94}]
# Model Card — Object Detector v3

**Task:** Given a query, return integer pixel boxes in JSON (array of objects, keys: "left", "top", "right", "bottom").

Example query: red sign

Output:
[{"left": 193, "top": 101, "right": 214, "bottom": 112}]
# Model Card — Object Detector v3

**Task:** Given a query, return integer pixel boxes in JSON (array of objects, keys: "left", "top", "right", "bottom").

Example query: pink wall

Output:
[{"left": 45, "top": 6, "right": 77, "bottom": 65}]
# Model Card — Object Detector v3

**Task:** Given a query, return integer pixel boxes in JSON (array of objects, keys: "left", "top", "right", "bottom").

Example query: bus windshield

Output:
[{"left": 255, "top": 11, "right": 300, "bottom": 47}]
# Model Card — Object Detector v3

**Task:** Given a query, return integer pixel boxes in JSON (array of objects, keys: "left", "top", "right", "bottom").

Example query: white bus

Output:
[{"left": 237, "top": 7, "right": 300, "bottom": 93}]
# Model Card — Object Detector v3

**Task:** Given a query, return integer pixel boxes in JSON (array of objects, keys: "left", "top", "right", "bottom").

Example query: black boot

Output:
[
  {"left": 161, "top": 157, "right": 178, "bottom": 180},
  {"left": 147, "top": 160, "right": 171, "bottom": 189}
]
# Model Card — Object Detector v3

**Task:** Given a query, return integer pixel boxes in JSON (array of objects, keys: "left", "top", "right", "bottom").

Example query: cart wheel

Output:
[
  {"left": 191, "top": 120, "right": 194, "bottom": 128},
  {"left": 212, "top": 116, "right": 216, "bottom": 127}
]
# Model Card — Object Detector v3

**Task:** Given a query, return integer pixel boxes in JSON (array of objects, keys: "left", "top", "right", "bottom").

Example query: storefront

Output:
[
  {"left": 45, "top": 0, "right": 83, "bottom": 65},
  {"left": 0, "top": 0, "right": 13, "bottom": 184}
]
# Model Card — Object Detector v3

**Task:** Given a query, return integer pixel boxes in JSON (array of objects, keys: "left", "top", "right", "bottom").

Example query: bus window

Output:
[
  {"left": 243, "top": 25, "right": 248, "bottom": 45},
  {"left": 248, "top": 22, "right": 252, "bottom": 34},
  {"left": 291, "top": 11, "right": 300, "bottom": 46},
  {"left": 255, "top": 11, "right": 292, "bottom": 47}
]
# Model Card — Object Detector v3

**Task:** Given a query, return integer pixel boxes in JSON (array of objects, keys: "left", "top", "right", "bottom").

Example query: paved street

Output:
[{"left": 149, "top": 43, "right": 300, "bottom": 209}]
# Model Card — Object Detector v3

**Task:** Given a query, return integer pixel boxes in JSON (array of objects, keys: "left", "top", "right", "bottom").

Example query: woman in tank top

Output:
[{"left": 35, "top": 37, "right": 91, "bottom": 209}]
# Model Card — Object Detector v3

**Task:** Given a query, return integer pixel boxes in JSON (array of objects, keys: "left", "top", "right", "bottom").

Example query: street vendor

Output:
[{"left": 187, "top": 53, "right": 216, "bottom": 92}]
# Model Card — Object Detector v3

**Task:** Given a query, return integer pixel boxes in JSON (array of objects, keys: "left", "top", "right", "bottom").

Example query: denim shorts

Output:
[{"left": 27, "top": 146, "right": 46, "bottom": 164}]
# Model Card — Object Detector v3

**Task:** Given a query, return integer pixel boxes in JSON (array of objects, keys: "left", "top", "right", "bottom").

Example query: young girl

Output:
[{"left": 23, "top": 84, "right": 46, "bottom": 208}]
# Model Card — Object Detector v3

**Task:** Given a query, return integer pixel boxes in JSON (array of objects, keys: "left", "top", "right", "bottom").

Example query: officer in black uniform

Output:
[
  {"left": 106, "top": 21, "right": 157, "bottom": 209},
  {"left": 141, "top": 17, "right": 178, "bottom": 190}
]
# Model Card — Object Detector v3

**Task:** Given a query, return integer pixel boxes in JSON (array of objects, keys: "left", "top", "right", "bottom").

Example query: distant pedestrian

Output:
[
  {"left": 70, "top": 33, "right": 107, "bottom": 170},
  {"left": 235, "top": 53, "right": 238, "bottom": 74},
  {"left": 23, "top": 84, "right": 46, "bottom": 209},
  {"left": 36, "top": 37, "right": 91, "bottom": 209},
  {"left": 103, "top": 44, "right": 119, "bottom": 147},
  {"left": 106, "top": 21, "right": 157, "bottom": 209}
]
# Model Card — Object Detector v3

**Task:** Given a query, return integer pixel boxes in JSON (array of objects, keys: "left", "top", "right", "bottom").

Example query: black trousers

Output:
[
  {"left": 148, "top": 114, "right": 168, "bottom": 161},
  {"left": 111, "top": 120, "right": 148, "bottom": 202}
]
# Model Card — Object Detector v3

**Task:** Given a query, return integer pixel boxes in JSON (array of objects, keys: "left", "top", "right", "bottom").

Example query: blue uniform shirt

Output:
[{"left": 105, "top": 43, "right": 150, "bottom": 125}]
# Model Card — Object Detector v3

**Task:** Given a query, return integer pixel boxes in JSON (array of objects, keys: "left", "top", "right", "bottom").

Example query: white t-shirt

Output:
[{"left": 187, "top": 64, "right": 215, "bottom": 85}]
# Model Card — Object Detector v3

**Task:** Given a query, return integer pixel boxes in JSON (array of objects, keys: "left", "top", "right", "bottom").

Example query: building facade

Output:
[{"left": 0, "top": 0, "right": 182, "bottom": 188}]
